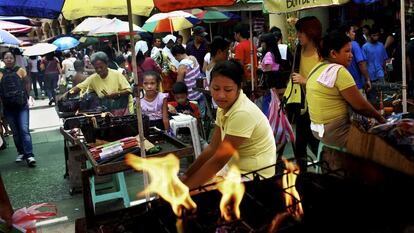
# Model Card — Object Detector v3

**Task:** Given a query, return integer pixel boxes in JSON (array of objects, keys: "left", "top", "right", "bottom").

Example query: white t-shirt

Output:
[
  {"left": 29, "top": 58, "right": 39, "bottom": 73},
  {"left": 204, "top": 52, "right": 211, "bottom": 64},
  {"left": 150, "top": 47, "right": 161, "bottom": 59},
  {"left": 62, "top": 57, "right": 76, "bottom": 78},
  {"left": 162, "top": 47, "right": 179, "bottom": 69}
]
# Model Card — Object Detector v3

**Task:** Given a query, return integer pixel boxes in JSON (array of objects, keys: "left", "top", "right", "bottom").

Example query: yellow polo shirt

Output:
[
  {"left": 216, "top": 91, "right": 276, "bottom": 178},
  {"left": 306, "top": 62, "right": 356, "bottom": 124},
  {"left": 76, "top": 68, "right": 133, "bottom": 112}
]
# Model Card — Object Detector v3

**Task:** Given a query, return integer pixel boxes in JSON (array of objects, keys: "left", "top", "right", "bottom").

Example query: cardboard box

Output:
[{"left": 346, "top": 124, "right": 414, "bottom": 177}]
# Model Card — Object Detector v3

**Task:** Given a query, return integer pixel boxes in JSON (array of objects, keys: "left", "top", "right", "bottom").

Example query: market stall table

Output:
[{"left": 80, "top": 128, "right": 194, "bottom": 222}]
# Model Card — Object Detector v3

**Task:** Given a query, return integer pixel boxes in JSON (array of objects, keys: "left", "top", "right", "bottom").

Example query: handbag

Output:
[{"left": 282, "top": 44, "right": 305, "bottom": 121}]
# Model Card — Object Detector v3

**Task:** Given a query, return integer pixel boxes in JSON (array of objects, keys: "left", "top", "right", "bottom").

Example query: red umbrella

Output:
[{"left": 0, "top": 20, "right": 32, "bottom": 33}]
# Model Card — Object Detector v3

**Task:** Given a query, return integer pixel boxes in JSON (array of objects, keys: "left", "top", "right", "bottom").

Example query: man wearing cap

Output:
[{"left": 186, "top": 26, "right": 209, "bottom": 73}]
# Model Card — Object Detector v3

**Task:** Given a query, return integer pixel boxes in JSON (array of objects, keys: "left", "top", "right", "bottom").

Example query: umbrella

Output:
[
  {"left": 142, "top": 10, "right": 200, "bottom": 33},
  {"left": 0, "top": 16, "right": 31, "bottom": 25},
  {"left": 52, "top": 36, "right": 80, "bottom": 51},
  {"left": 88, "top": 18, "right": 145, "bottom": 52},
  {"left": 72, "top": 17, "right": 113, "bottom": 34},
  {"left": 155, "top": 0, "right": 235, "bottom": 12},
  {"left": 88, "top": 18, "right": 145, "bottom": 36},
  {"left": 23, "top": 43, "right": 57, "bottom": 56},
  {"left": 0, "top": 0, "right": 154, "bottom": 20},
  {"left": 195, "top": 10, "right": 230, "bottom": 23},
  {"left": 191, "top": 9, "right": 230, "bottom": 41},
  {"left": 222, "top": 11, "right": 241, "bottom": 22},
  {"left": 78, "top": 36, "right": 100, "bottom": 45},
  {"left": 0, "top": 29, "right": 21, "bottom": 46},
  {"left": 0, "top": 20, "right": 32, "bottom": 33}
]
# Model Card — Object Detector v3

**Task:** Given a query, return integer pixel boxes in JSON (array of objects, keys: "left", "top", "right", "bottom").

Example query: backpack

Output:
[{"left": 0, "top": 66, "right": 27, "bottom": 108}]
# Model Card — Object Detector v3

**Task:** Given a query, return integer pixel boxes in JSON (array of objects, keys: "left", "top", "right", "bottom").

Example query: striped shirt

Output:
[{"left": 179, "top": 57, "right": 202, "bottom": 101}]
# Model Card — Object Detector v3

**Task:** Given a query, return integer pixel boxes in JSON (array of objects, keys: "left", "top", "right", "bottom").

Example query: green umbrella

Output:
[
  {"left": 196, "top": 10, "right": 230, "bottom": 23},
  {"left": 186, "top": 9, "right": 230, "bottom": 40},
  {"left": 78, "top": 36, "right": 99, "bottom": 45}
]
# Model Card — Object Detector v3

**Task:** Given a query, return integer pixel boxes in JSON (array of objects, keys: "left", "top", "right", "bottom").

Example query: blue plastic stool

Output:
[
  {"left": 315, "top": 142, "right": 347, "bottom": 173},
  {"left": 87, "top": 162, "right": 130, "bottom": 211}
]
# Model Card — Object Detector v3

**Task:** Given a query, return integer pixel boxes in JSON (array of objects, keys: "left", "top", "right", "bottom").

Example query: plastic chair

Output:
[
  {"left": 315, "top": 141, "right": 347, "bottom": 173},
  {"left": 170, "top": 116, "right": 202, "bottom": 159},
  {"left": 87, "top": 162, "right": 130, "bottom": 211}
]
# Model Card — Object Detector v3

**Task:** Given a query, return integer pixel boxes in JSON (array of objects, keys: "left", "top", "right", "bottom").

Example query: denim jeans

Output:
[
  {"left": 4, "top": 104, "right": 33, "bottom": 158},
  {"left": 44, "top": 73, "right": 59, "bottom": 100}
]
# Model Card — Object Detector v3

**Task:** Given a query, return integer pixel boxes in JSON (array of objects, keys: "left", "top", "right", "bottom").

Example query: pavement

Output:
[{"left": 0, "top": 98, "right": 147, "bottom": 232}]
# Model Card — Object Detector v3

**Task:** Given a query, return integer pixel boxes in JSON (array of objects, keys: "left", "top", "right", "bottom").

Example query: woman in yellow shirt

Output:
[
  {"left": 182, "top": 60, "right": 276, "bottom": 189},
  {"left": 285, "top": 16, "right": 322, "bottom": 171},
  {"left": 306, "top": 31, "right": 385, "bottom": 148}
]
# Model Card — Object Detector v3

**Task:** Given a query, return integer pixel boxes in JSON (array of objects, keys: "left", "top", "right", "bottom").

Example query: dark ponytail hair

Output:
[
  {"left": 136, "top": 51, "right": 145, "bottom": 67},
  {"left": 260, "top": 33, "right": 282, "bottom": 65}
]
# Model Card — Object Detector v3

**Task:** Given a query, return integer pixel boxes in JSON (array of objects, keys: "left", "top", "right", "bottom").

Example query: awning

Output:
[{"left": 263, "top": 0, "right": 349, "bottom": 13}]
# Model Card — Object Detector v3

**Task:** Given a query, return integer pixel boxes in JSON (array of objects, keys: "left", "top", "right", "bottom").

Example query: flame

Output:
[
  {"left": 217, "top": 165, "right": 245, "bottom": 221},
  {"left": 125, "top": 153, "right": 197, "bottom": 216},
  {"left": 282, "top": 159, "right": 303, "bottom": 220}
]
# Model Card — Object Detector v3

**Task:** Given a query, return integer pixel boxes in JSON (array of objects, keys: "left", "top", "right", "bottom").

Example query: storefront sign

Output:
[{"left": 263, "top": 0, "right": 349, "bottom": 13}]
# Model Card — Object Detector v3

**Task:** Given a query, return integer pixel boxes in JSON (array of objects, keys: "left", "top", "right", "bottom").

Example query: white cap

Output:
[
  {"left": 135, "top": 40, "right": 148, "bottom": 54},
  {"left": 162, "top": 34, "right": 176, "bottom": 44}
]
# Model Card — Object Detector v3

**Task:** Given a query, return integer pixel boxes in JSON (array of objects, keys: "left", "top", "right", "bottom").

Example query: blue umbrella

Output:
[
  {"left": 0, "top": 29, "right": 21, "bottom": 46},
  {"left": 52, "top": 36, "right": 79, "bottom": 51}
]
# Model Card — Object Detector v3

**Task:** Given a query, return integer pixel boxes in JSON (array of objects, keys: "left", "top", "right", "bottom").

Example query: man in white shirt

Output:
[
  {"left": 150, "top": 37, "right": 162, "bottom": 60},
  {"left": 162, "top": 34, "right": 180, "bottom": 69},
  {"left": 61, "top": 51, "right": 76, "bottom": 85}
]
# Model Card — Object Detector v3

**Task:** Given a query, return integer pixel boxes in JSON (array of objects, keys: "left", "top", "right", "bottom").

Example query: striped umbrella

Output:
[
  {"left": 0, "top": 20, "right": 32, "bottom": 33},
  {"left": 142, "top": 10, "right": 199, "bottom": 33}
]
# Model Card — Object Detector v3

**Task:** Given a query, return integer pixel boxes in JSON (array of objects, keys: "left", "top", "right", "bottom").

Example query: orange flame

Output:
[
  {"left": 282, "top": 159, "right": 303, "bottom": 220},
  {"left": 125, "top": 153, "right": 197, "bottom": 216},
  {"left": 217, "top": 165, "right": 245, "bottom": 221}
]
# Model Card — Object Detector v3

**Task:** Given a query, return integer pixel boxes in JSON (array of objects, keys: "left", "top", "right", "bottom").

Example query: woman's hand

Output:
[{"left": 292, "top": 73, "right": 307, "bottom": 85}]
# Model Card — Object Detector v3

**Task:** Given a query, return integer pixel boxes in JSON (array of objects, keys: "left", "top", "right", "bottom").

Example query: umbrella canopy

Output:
[
  {"left": 78, "top": 36, "right": 99, "bottom": 45},
  {"left": 0, "top": 0, "right": 154, "bottom": 19},
  {"left": 23, "top": 43, "right": 57, "bottom": 56},
  {"left": 195, "top": 10, "right": 230, "bottom": 23},
  {"left": 72, "top": 17, "right": 113, "bottom": 34},
  {"left": 155, "top": 0, "right": 235, "bottom": 12},
  {"left": 0, "top": 16, "right": 31, "bottom": 25},
  {"left": 0, "top": 20, "right": 32, "bottom": 33},
  {"left": 0, "top": 29, "right": 21, "bottom": 46},
  {"left": 142, "top": 10, "right": 200, "bottom": 33},
  {"left": 88, "top": 18, "right": 145, "bottom": 36},
  {"left": 222, "top": 11, "right": 241, "bottom": 22},
  {"left": 263, "top": 0, "right": 349, "bottom": 13},
  {"left": 52, "top": 36, "right": 80, "bottom": 51}
]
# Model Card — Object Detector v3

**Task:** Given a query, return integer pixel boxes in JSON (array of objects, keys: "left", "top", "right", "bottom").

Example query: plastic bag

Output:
[{"left": 12, "top": 203, "right": 57, "bottom": 233}]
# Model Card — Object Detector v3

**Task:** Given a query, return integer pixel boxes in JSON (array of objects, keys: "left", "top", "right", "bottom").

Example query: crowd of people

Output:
[{"left": 0, "top": 15, "right": 409, "bottom": 227}]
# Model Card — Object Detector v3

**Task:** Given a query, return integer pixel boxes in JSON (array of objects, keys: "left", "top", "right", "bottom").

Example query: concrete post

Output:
[
  {"left": 300, "top": 8, "right": 329, "bottom": 35},
  {"left": 269, "top": 13, "right": 288, "bottom": 43}
]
